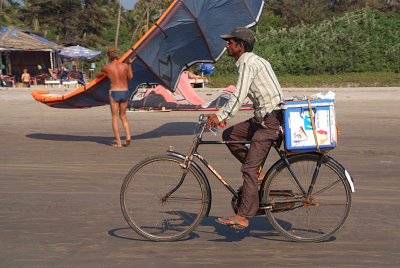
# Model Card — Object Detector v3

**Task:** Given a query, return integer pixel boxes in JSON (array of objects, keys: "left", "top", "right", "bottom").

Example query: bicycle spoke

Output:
[
  {"left": 121, "top": 156, "right": 208, "bottom": 241},
  {"left": 311, "top": 178, "right": 342, "bottom": 197},
  {"left": 264, "top": 154, "right": 352, "bottom": 242}
]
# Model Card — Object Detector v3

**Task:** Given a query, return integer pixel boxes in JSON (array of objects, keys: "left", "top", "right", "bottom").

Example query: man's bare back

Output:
[
  {"left": 98, "top": 47, "right": 134, "bottom": 148},
  {"left": 97, "top": 59, "right": 133, "bottom": 90}
]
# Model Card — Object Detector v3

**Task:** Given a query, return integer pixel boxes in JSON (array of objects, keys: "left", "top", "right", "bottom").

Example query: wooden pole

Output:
[
  {"left": 1, "top": 1, "right": 3, "bottom": 24},
  {"left": 146, "top": 5, "right": 149, "bottom": 32},
  {"left": 50, "top": 51, "right": 53, "bottom": 70},
  {"left": 115, "top": 0, "right": 122, "bottom": 47}
]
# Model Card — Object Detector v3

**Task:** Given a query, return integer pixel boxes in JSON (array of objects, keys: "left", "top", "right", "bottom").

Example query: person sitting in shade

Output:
[
  {"left": 187, "top": 71, "right": 208, "bottom": 84},
  {"left": 66, "top": 65, "right": 81, "bottom": 80},
  {"left": 21, "top": 69, "right": 31, "bottom": 87},
  {"left": 0, "top": 75, "right": 7, "bottom": 87},
  {"left": 48, "top": 67, "right": 60, "bottom": 80}
]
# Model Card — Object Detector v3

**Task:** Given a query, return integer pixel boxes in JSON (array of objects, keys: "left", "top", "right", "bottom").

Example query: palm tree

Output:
[
  {"left": 80, "top": 0, "right": 113, "bottom": 47},
  {"left": 129, "top": 0, "right": 172, "bottom": 43},
  {"left": 1, "top": 0, "right": 22, "bottom": 26},
  {"left": 115, "top": 0, "right": 122, "bottom": 46}
]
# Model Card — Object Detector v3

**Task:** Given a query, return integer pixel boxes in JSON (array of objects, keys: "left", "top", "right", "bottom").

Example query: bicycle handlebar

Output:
[{"left": 198, "top": 114, "right": 226, "bottom": 128}]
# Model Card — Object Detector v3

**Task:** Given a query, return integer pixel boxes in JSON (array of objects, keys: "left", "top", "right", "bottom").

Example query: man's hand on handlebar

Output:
[{"left": 204, "top": 114, "right": 220, "bottom": 129}]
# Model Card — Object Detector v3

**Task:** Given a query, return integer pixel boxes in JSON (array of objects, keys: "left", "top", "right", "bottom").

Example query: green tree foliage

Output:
[
  {"left": 0, "top": 0, "right": 23, "bottom": 26},
  {"left": 269, "top": 0, "right": 335, "bottom": 27},
  {"left": 18, "top": 0, "right": 82, "bottom": 42},
  {"left": 214, "top": 6, "right": 399, "bottom": 76},
  {"left": 255, "top": 8, "right": 400, "bottom": 74},
  {"left": 79, "top": 0, "right": 115, "bottom": 47},
  {"left": 126, "top": 0, "right": 173, "bottom": 43},
  {"left": 15, "top": 0, "right": 120, "bottom": 46},
  {"left": 1, "top": 0, "right": 398, "bottom": 77}
]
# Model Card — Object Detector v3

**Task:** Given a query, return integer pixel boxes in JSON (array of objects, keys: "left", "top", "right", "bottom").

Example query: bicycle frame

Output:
[
  {"left": 166, "top": 115, "right": 328, "bottom": 204},
  {"left": 122, "top": 115, "right": 354, "bottom": 242}
]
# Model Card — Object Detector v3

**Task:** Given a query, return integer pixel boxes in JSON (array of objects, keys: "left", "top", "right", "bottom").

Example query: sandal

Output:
[{"left": 215, "top": 217, "right": 247, "bottom": 230}]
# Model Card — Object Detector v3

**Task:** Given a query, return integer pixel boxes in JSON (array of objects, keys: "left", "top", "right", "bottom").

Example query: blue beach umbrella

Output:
[{"left": 59, "top": 45, "right": 101, "bottom": 59}]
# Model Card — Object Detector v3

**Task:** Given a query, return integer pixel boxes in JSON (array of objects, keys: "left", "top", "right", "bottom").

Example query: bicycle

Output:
[{"left": 120, "top": 114, "right": 355, "bottom": 242}]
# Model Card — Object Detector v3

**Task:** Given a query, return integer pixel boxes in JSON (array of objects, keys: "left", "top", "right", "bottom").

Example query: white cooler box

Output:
[{"left": 283, "top": 99, "right": 337, "bottom": 152}]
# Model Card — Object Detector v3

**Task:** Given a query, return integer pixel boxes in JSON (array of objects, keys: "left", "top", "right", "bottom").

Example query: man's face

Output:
[{"left": 225, "top": 39, "right": 242, "bottom": 58}]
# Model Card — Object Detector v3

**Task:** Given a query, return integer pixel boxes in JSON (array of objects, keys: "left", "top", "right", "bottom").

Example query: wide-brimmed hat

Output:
[{"left": 221, "top": 27, "right": 255, "bottom": 46}]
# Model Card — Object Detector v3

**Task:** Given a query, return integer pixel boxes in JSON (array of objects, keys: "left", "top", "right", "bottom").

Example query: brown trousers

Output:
[{"left": 222, "top": 110, "right": 282, "bottom": 217}]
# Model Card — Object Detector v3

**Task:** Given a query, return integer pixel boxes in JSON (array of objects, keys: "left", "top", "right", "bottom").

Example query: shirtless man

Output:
[
  {"left": 21, "top": 69, "right": 31, "bottom": 87},
  {"left": 97, "top": 47, "right": 134, "bottom": 147}
]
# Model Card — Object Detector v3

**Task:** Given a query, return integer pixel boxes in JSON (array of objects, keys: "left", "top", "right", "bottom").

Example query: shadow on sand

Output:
[
  {"left": 108, "top": 215, "right": 305, "bottom": 243},
  {"left": 27, "top": 122, "right": 198, "bottom": 145}
]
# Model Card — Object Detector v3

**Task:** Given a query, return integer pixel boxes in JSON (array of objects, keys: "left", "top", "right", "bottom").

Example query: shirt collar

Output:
[{"left": 235, "top": 52, "right": 253, "bottom": 68}]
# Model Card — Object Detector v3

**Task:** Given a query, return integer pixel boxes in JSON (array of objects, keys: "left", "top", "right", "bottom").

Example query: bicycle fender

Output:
[
  {"left": 166, "top": 151, "right": 213, "bottom": 216},
  {"left": 326, "top": 155, "right": 355, "bottom": 193}
]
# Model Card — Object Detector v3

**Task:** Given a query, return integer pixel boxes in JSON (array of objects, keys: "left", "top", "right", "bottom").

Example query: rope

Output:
[{"left": 307, "top": 98, "right": 320, "bottom": 153}]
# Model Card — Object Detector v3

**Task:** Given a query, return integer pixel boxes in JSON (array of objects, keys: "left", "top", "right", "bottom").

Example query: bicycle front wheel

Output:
[
  {"left": 121, "top": 155, "right": 209, "bottom": 242},
  {"left": 262, "top": 153, "right": 352, "bottom": 242}
]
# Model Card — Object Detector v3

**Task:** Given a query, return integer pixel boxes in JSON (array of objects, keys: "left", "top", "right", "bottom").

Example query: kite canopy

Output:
[
  {"left": 32, "top": 0, "right": 265, "bottom": 108},
  {"left": 129, "top": 72, "right": 253, "bottom": 111}
]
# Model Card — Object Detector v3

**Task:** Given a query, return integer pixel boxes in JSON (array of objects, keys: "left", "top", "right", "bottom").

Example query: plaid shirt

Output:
[{"left": 216, "top": 52, "right": 284, "bottom": 122}]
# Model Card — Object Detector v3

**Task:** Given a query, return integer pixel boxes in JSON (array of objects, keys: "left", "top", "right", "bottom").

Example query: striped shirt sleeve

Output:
[{"left": 216, "top": 61, "right": 255, "bottom": 122}]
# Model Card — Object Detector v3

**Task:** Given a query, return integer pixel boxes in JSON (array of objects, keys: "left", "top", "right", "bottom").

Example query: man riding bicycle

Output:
[{"left": 205, "top": 27, "right": 284, "bottom": 229}]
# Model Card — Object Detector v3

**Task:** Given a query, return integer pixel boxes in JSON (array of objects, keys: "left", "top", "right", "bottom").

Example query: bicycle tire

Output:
[
  {"left": 261, "top": 153, "right": 352, "bottom": 242},
  {"left": 120, "top": 155, "right": 209, "bottom": 242}
]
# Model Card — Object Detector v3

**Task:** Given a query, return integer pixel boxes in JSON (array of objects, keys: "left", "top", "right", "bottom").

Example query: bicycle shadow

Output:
[
  {"left": 199, "top": 215, "right": 288, "bottom": 242},
  {"left": 107, "top": 216, "right": 284, "bottom": 243},
  {"left": 108, "top": 227, "right": 200, "bottom": 242},
  {"left": 109, "top": 212, "right": 336, "bottom": 243},
  {"left": 26, "top": 122, "right": 198, "bottom": 145}
]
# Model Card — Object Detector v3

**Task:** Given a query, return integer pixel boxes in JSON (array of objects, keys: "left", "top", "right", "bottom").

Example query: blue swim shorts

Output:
[{"left": 110, "top": 90, "right": 130, "bottom": 103}]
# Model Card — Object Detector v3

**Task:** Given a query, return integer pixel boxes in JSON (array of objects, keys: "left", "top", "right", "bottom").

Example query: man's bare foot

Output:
[
  {"left": 112, "top": 143, "right": 122, "bottom": 148},
  {"left": 124, "top": 139, "right": 131, "bottom": 147},
  {"left": 216, "top": 215, "right": 249, "bottom": 229}
]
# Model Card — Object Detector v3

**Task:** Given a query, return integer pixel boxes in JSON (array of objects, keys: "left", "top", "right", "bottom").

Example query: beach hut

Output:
[{"left": 0, "top": 26, "right": 63, "bottom": 81}]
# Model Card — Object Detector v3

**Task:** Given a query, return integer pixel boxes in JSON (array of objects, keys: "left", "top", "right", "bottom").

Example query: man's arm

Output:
[
  {"left": 126, "top": 58, "right": 134, "bottom": 81},
  {"left": 215, "top": 63, "right": 255, "bottom": 123},
  {"left": 96, "top": 66, "right": 107, "bottom": 79}
]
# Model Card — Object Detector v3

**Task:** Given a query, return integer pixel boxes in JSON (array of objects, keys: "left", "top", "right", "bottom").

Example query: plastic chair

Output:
[
  {"left": 3, "top": 75, "right": 15, "bottom": 87},
  {"left": 30, "top": 77, "right": 37, "bottom": 85}
]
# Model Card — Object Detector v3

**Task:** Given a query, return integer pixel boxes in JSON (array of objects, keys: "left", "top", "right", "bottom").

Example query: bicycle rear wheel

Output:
[
  {"left": 262, "top": 153, "right": 352, "bottom": 242},
  {"left": 120, "top": 155, "right": 209, "bottom": 241}
]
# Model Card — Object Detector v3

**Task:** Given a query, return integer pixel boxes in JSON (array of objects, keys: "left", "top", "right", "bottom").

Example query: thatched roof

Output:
[{"left": 0, "top": 26, "right": 63, "bottom": 51}]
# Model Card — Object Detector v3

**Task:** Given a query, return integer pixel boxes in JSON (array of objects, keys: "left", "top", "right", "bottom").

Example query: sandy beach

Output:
[{"left": 0, "top": 85, "right": 399, "bottom": 267}]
